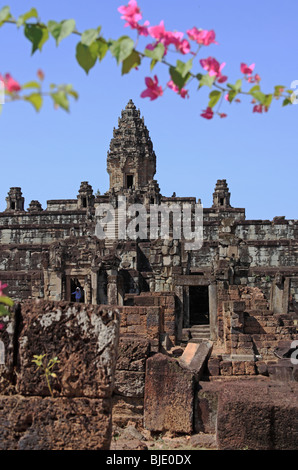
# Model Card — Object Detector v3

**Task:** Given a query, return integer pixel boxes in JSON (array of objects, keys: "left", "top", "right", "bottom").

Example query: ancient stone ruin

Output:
[{"left": 0, "top": 99, "right": 297, "bottom": 450}]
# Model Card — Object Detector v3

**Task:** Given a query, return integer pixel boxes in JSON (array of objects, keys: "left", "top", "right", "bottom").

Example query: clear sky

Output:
[{"left": 0, "top": 0, "right": 297, "bottom": 220}]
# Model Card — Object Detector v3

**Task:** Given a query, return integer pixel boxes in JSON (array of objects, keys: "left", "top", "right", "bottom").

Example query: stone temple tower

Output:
[
  {"left": 107, "top": 99, "right": 159, "bottom": 202},
  {"left": 212, "top": 179, "right": 231, "bottom": 208}
]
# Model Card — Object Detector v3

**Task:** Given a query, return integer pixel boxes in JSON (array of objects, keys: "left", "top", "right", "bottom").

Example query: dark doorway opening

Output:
[
  {"left": 189, "top": 286, "right": 209, "bottom": 325},
  {"left": 127, "top": 174, "right": 134, "bottom": 189},
  {"left": 70, "top": 278, "right": 84, "bottom": 303}
]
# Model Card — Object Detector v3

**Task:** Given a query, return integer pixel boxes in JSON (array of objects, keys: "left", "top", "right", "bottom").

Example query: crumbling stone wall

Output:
[
  {"left": 112, "top": 292, "right": 177, "bottom": 426},
  {"left": 0, "top": 300, "right": 119, "bottom": 450}
]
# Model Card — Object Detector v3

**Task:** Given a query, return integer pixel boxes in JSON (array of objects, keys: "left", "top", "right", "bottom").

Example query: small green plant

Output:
[
  {"left": 0, "top": 282, "right": 14, "bottom": 331},
  {"left": 32, "top": 354, "right": 60, "bottom": 398}
]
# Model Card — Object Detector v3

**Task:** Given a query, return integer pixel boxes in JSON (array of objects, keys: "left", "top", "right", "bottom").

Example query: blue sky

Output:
[{"left": 0, "top": 0, "right": 297, "bottom": 220}]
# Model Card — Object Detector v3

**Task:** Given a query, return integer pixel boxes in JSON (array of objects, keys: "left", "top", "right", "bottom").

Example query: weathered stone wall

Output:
[
  {"left": 112, "top": 292, "right": 177, "bottom": 426},
  {"left": 196, "top": 379, "right": 298, "bottom": 450},
  {"left": 143, "top": 353, "right": 298, "bottom": 449},
  {"left": 0, "top": 300, "right": 119, "bottom": 450}
]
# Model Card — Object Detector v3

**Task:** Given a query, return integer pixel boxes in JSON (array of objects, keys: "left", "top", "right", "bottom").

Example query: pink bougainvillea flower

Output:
[
  {"left": 187, "top": 27, "right": 217, "bottom": 46},
  {"left": 253, "top": 104, "right": 268, "bottom": 113},
  {"left": 148, "top": 21, "right": 189, "bottom": 54},
  {"left": 148, "top": 20, "right": 168, "bottom": 43},
  {"left": 167, "top": 80, "right": 189, "bottom": 99},
  {"left": 37, "top": 69, "right": 45, "bottom": 81},
  {"left": 0, "top": 323, "right": 4, "bottom": 331},
  {"left": 176, "top": 38, "right": 191, "bottom": 55},
  {"left": 199, "top": 57, "right": 227, "bottom": 83},
  {"left": 200, "top": 107, "right": 214, "bottom": 119},
  {"left": 118, "top": 0, "right": 149, "bottom": 35},
  {"left": 218, "top": 112, "right": 227, "bottom": 118},
  {"left": 0, "top": 281, "right": 8, "bottom": 296},
  {"left": 240, "top": 62, "right": 255, "bottom": 75},
  {"left": 118, "top": 0, "right": 142, "bottom": 24},
  {"left": 135, "top": 20, "right": 150, "bottom": 36},
  {"left": 0, "top": 73, "right": 21, "bottom": 93},
  {"left": 140, "top": 75, "right": 163, "bottom": 101},
  {"left": 247, "top": 73, "right": 261, "bottom": 84}
]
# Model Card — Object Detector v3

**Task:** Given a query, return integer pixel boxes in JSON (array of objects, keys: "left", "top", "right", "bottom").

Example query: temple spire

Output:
[{"left": 107, "top": 100, "right": 156, "bottom": 194}]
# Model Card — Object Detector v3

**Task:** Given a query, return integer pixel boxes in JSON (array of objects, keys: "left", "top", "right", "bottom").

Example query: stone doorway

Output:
[
  {"left": 189, "top": 286, "right": 209, "bottom": 325},
  {"left": 70, "top": 278, "right": 85, "bottom": 303}
]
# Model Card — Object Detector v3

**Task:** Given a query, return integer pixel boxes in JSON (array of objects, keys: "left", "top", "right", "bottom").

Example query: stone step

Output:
[
  {"left": 191, "top": 325, "right": 210, "bottom": 331},
  {"left": 190, "top": 324, "right": 210, "bottom": 342},
  {"left": 181, "top": 325, "right": 211, "bottom": 343},
  {"left": 191, "top": 332, "right": 210, "bottom": 339}
]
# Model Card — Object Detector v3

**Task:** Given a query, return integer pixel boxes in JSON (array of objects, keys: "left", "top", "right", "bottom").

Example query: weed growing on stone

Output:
[{"left": 32, "top": 354, "right": 60, "bottom": 398}]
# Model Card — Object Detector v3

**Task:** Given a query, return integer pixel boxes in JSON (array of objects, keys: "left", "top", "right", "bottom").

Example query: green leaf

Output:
[
  {"left": 234, "top": 79, "right": 242, "bottom": 91},
  {"left": 121, "top": 50, "right": 141, "bottom": 75},
  {"left": 169, "top": 59, "right": 193, "bottom": 90},
  {"left": 0, "top": 304, "right": 9, "bottom": 316},
  {"left": 22, "top": 81, "right": 41, "bottom": 90},
  {"left": 76, "top": 41, "right": 99, "bottom": 74},
  {"left": 97, "top": 38, "right": 109, "bottom": 61},
  {"left": 227, "top": 79, "right": 242, "bottom": 92},
  {"left": 24, "top": 93, "right": 43, "bottom": 111},
  {"left": 282, "top": 98, "right": 292, "bottom": 107},
  {"left": 250, "top": 90, "right": 266, "bottom": 104},
  {"left": 109, "top": 36, "right": 135, "bottom": 65},
  {"left": 62, "top": 84, "right": 79, "bottom": 100},
  {"left": 51, "top": 90, "right": 69, "bottom": 111},
  {"left": 150, "top": 59, "right": 157, "bottom": 71},
  {"left": 227, "top": 89, "right": 238, "bottom": 103},
  {"left": 24, "top": 23, "right": 44, "bottom": 54},
  {"left": 199, "top": 74, "right": 216, "bottom": 88},
  {"left": 58, "top": 19, "right": 76, "bottom": 44},
  {"left": 38, "top": 26, "right": 49, "bottom": 52},
  {"left": 175, "top": 59, "right": 193, "bottom": 78},
  {"left": 274, "top": 85, "right": 285, "bottom": 96},
  {"left": 0, "top": 295, "right": 13, "bottom": 307},
  {"left": 208, "top": 90, "right": 221, "bottom": 108},
  {"left": 81, "top": 27, "right": 101, "bottom": 46},
  {"left": 263, "top": 94, "right": 273, "bottom": 107},
  {"left": 48, "top": 19, "right": 76, "bottom": 45},
  {"left": 17, "top": 7, "right": 38, "bottom": 27},
  {"left": 144, "top": 43, "right": 165, "bottom": 62},
  {"left": 249, "top": 85, "right": 260, "bottom": 94},
  {"left": 0, "top": 6, "right": 11, "bottom": 27}
]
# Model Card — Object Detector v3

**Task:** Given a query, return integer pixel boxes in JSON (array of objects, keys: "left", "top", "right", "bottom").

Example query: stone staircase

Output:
[
  {"left": 182, "top": 324, "right": 211, "bottom": 344},
  {"left": 104, "top": 207, "right": 126, "bottom": 246}
]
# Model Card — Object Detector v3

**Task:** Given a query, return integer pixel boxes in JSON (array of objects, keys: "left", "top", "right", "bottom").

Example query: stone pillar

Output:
[
  {"left": 46, "top": 271, "right": 63, "bottom": 301},
  {"left": 84, "top": 274, "right": 92, "bottom": 304},
  {"left": 270, "top": 273, "right": 285, "bottom": 314},
  {"left": 91, "top": 270, "right": 98, "bottom": 305},
  {"left": 107, "top": 273, "right": 118, "bottom": 305},
  {"left": 174, "top": 285, "right": 184, "bottom": 342},
  {"left": 209, "top": 283, "right": 218, "bottom": 341},
  {"left": 184, "top": 286, "right": 190, "bottom": 328}
]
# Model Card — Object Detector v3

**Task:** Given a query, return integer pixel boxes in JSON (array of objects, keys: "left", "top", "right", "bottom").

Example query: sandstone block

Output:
[
  {"left": 144, "top": 353, "right": 195, "bottom": 434},
  {"left": 16, "top": 300, "right": 119, "bottom": 399},
  {"left": 179, "top": 341, "right": 213, "bottom": 378},
  {"left": 217, "top": 380, "right": 298, "bottom": 450},
  {"left": 0, "top": 395, "right": 112, "bottom": 450}
]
